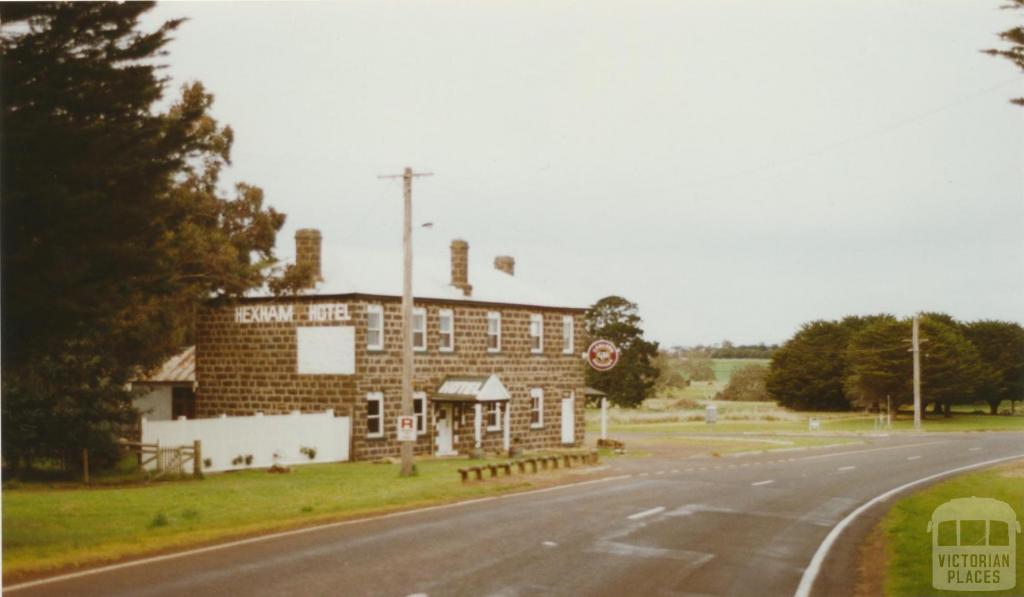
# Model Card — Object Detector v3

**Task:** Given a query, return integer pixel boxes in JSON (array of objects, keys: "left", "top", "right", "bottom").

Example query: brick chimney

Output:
[
  {"left": 295, "top": 228, "right": 323, "bottom": 284},
  {"left": 494, "top": 255, "right": 515, "bottom": 276},
  {"left": 450, "top": 239, "right": 472, "bottom": 296}
]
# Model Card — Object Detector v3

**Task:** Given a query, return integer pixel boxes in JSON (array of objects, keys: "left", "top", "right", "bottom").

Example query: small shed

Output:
[{"left": 131, "top": 346, "right": 196, "bottom": 421}]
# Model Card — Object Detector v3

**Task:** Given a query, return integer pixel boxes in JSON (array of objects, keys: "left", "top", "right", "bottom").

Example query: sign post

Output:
[{"left": 600, "top": 396, "right": 608, "bottom": 440}]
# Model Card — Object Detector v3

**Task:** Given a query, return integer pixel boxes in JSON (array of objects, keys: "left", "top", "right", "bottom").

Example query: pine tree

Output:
[
  {"left": 963, "top": 320, "right": 1024, "bottom": 414},
  {"left": 1, "top": 3, "right": 290, "bottom": 472}
]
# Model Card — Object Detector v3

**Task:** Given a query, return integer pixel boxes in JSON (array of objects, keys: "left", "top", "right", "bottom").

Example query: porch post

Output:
[
  {"left": 430, "top": 402, "right": 437, "bottom": 456},
  {"left": 474, "top": 403, "right": 482, "bottom": 449},
  {"left": 502, "top": 401, "right": 510, "bottom": 452}
]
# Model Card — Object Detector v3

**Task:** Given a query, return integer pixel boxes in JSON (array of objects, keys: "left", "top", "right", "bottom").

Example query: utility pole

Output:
[
  {"left": 912, "top": 314, "right": 922, "bottom": 431},
  {"left": 379, "top": 167, "right": 433, "bottom": 477}
]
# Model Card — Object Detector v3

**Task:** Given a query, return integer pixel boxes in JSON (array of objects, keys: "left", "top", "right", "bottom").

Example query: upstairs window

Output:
[
  {"left": 413, "top": 307, "right": 427, "bottom": 351},
  {"left": 530, "top": 314, "right": 544, "bottom": 353},
  {"left": 366, "top": 392, "right": 384, "bottom": 438},
  {"left": 530, "top": 388, "right": 544, "bottom": 428},
  {"left": 562, "top": 315, "right": 574, "bottom": 354},
  {"left": 366, "top": 305, "right": 384, "bottom": 350},
  {"left": 439, "top": 309, "right": 454, "bottom": 352},
  {"left": 487, "top": 312, "right": 501, "bottom": 352},
  {"left": 413, "top": 392, "right": 427, "bottom": 434}
]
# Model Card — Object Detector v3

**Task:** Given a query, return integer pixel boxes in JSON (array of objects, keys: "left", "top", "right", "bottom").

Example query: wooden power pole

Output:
[
  {"left": 379, "top": 167, "right": 432, "bottom": 477},
  {"left": 912, "top": 314, "right": 922, "bottom": 431}
]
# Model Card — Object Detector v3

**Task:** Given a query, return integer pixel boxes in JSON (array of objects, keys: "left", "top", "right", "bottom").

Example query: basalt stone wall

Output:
[{"left": 196, "top": 297, "right": 588, "bottom": 461}]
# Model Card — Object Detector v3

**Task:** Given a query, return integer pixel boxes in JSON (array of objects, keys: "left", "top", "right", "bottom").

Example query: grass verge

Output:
[
  {"left": 2, "top": 455, "right": 603, "bottom": 580},
  {"left": 868, "top": 459, "right": 1024, "bottom": 596}
]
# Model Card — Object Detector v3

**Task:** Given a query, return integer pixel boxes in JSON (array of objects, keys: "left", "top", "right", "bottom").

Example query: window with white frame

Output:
[
  {"left": 530, "top": 388, "right": 544, "bottom": 428},
  {"left": 562, "top": 315, "right": 574, "bottom": 354},
  {"left": 439, "top": 309, "right": 454, "bottom": 352},
  {"left": 486, "top": 402, "right": 502, "bottom": 431},
  {"left": 413, "top": 392, "right": 426, "bottom": 435},
  {"left": 530, "top": 314, "right": 544, "bottom": 353},
  {"left": 366, "top": 392, "right": 384, "bottom": 438},
  {"left": 486, "top": 312, "right": 501, "bottom": 352},
  {"left": 366, "top": 305, "right": 384, "bottom": 350},
  {"left": 412, "top": 307, "right": 426, "bottom": 351}
]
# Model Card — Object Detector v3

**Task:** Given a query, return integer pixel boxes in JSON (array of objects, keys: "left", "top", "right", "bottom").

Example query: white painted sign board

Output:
[
  {"left": 396, "top": 416, "right": 417, "bottom": 442},
  {"left": 296, "top": 326, "right": 355, "bottom": 375}
]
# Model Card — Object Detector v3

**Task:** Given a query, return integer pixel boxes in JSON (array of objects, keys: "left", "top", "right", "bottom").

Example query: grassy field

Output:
[
  {"left": 2, "top": 455, "right": 600, "bottom": 579},
  {"left": 591, "top": 359, "right": 1024, "bottom": 436},
  {"left": 710, "top": 358, "right": 770, "bottom": 383},
  {"left": 874, "top": 459, "right": 1024, "bottom": 596}
]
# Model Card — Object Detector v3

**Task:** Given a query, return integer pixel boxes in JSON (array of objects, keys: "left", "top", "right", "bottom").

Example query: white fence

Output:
[{"left": 141, "top": 410, "right": 350, "bottom": 473}]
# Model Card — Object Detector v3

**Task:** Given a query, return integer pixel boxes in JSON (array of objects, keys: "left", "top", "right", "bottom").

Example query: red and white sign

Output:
[
  {"left": 586, "top": 340, "right": 620, "bottom": 372},
  {"left": 396, "top": 416, "right": 417, "bottom": 442}
]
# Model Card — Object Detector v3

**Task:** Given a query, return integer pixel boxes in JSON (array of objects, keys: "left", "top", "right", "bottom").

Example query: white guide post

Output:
[
  {"left": 503, "top": 402, "right": 511, "bottom": 452},
  {"left": 600, "top": 397, "right": 608, "bottom": 440},
  {"left": 474, "top": 403, "right": 482, "bottom": 449}
]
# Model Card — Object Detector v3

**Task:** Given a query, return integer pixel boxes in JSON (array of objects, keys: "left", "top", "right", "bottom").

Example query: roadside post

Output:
[{"left": 705, "top": 404, "right": 717, "bottom": 426}]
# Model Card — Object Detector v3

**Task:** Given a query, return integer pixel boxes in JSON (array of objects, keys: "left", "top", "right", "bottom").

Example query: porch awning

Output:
[
  {"left": 433, "top": 374, "right": 511, "bottom": 403},
  {"left": 577, "top": 386, "right": 607, "bottom": 398}
]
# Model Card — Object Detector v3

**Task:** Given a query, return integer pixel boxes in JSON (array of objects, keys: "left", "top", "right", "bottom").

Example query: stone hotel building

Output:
[{"left": 195, "top": 229, "right": 590, "bottom": 461}]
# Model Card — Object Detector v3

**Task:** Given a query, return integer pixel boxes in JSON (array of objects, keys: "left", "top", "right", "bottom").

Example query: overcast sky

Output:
[{"left": 145, "top": 1, "right": 1023, "bottom": 347}]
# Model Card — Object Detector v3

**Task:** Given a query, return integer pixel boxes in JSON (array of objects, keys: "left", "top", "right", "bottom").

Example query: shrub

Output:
[
  {"left": 715, "top": 364, "right": 770, "bottom": 401},
  {"left": 149, "top": 512, "right": 169, "bottom": 528}
]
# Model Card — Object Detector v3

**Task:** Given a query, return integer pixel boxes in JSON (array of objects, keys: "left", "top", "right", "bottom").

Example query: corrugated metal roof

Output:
[{"left": 137, "top": 346, "right": 195, "bottom": 384}]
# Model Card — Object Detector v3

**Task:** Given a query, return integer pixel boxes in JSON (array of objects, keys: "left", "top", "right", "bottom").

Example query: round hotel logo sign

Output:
[{"left": 587, "top": 340, "right": 620, "bottom": 372}]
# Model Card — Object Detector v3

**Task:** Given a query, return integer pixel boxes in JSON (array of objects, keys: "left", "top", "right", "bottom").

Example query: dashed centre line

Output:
[
  {"left": 837, "top": 466, "right": 856, "bottom": 471},
  {"left": 907, "top": 455, "right": 922, "bottom": 461},
  {"left": 751, "top": 480, "right": 775, "bottom": 487},
  {"left": 969, "top": 447, "right": 982, "bottom": 452},
  {"left": 627, "top": 506, "right": 666, "bottom": 520}
]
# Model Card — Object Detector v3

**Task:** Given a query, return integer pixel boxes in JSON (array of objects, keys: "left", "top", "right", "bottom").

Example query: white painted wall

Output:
[
  {"left": 133, "top": 385, "right": 174, "bottom": 421},
  {"left": 141, "top": 410, "right": 350, "bottom": 473}
]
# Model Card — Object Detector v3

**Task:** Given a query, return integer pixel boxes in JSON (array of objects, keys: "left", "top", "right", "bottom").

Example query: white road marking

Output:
[
  {"left": 670, "top": 469, "right": 680, "bottom": 473},
  {"left": 907, "top": 455, "right": 921, "bottom": 461},
  {"left": 3, "top": 473, "right": 634, "bottom": 593},
  {"left": 793, "top": 453, "right": 1024, "bottom": 597},
  {"left": 628, "top": 506, "right": 666, "bottom": 520},
  {"left": 655, "top": 471, "right": 667, "bottom": 475},
  {"left": 837, "top": 466, "right": 856, "bottom": 471},
  {"left": 542, "top": 541, "right": 557, "bottom": 547},
  {"left": 751, "top": 480, "right": 774, "bottom": 486},
  {"left": 789, "top": 441, "right": 947, "bottom": 463},
  {"left": 969, "top": 447, "right": 982, "bottom": 452},
  {"left": 639, "top": 472, "right": 650, "bottom": 477}
]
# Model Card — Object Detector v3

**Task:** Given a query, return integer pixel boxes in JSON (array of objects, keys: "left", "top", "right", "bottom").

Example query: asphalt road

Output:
[{"left": 8, "top": 432, "right": 1024, "bottom": 597}]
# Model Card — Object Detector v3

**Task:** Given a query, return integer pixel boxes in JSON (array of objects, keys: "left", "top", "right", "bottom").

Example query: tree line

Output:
[
  {"left": 667, "top": 342, "right": 778, "bottom": 359},
  {"left": 766, "top": 314, "right": 1024, "bottom": 415}
]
